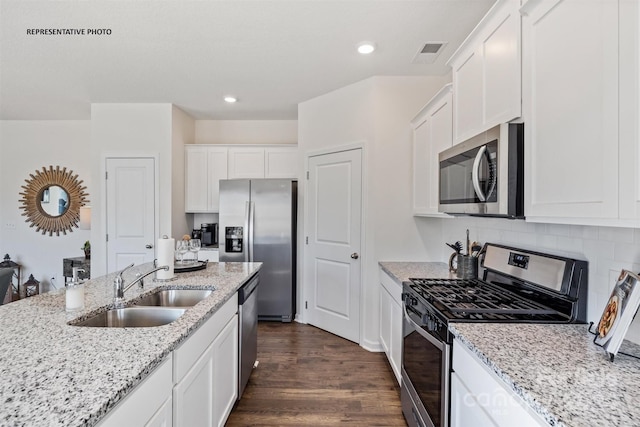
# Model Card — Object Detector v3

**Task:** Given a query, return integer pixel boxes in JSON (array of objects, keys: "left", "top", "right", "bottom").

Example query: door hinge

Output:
[
  {"left": 106, "top": 234, "right": 109, "bottom": 242},
  {"left": 105, "top": 171, "right": 108, "bottom": 180},
  {"left": 306, "top": 171, "right": 309, "bottom": 180},
  {"left": 305, "top": 301, "right": 308, "bottom": 309},
  {"left": 305, "top": 236, "right": 308, "bottom": 244}
]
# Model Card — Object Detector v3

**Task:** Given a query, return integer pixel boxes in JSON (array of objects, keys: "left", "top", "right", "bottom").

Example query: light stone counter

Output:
[
  {"left": 451, "top": 323, "right": 640, "bottom": 427},
  {"left": 0, "top": 261, "right": 261, "bottom": 427},
  {"left": 378, "top": 261, "right": 454, "bottom": 284}
]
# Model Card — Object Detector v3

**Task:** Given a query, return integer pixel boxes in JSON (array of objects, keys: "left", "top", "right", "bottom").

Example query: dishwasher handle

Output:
[{"left": 238, "top": 273, "right": 259, "bottom": 304}]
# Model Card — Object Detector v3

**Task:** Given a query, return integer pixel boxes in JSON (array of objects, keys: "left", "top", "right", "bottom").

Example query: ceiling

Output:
[{"left": 0, "top": 0, "right": 494, "bottom": 120}]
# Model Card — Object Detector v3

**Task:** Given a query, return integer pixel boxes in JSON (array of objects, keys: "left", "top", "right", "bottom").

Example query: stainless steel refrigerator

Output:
[{"left": 218, "top": 179, "right": 297, "bottom": 322}]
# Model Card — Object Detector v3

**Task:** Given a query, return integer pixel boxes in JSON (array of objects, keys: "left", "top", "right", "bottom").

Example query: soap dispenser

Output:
[{"left": 66, "top": 267, "right": 85, "bottom": 312}]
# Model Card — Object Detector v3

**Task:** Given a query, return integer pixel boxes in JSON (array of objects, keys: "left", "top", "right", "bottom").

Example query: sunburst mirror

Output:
[{"left": 19, "top": 166, "right": 89, "bottom": 236}]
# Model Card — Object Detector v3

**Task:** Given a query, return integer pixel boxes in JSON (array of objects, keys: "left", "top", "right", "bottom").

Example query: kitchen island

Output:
[{"left": 0, "top": 261, "right": 261, "bottom": 426}]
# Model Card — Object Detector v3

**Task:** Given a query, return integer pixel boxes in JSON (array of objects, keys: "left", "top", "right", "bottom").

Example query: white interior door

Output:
[
  {"left": 305, "top": 148, "right": 362, "bottom": 343},
  {"left": 106, "top": 158, "right": 156, "bottom": 273}
]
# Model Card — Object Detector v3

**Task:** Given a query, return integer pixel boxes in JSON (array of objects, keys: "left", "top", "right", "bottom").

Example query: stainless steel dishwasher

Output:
[{"left": 238, "top": 273, "right": 259, "bottom": 399}]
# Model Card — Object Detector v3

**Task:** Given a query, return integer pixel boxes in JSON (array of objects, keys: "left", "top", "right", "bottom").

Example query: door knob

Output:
[
  {"left": 145, "top": 244, "right": 153, "bottom": 249},
  {"left": 351, "top": 253, "right": 359, "bottom": 259}
]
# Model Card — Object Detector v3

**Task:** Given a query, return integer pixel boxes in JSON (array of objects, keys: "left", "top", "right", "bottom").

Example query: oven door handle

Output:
[
  {"left": 403, "top": 304, "right": 447, "bottom": 352},
  {"left": 472, "top": 145, "right": 487, "bottom": 202}
]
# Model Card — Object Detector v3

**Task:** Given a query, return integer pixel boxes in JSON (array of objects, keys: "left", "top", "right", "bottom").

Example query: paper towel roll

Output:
[{"left": 156, "top": 236, "right": 175, "bottom": 280}]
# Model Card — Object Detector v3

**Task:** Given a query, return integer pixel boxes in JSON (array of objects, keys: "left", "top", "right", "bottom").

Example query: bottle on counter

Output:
[{"left": 66, "top": 267, "right": 85, "bottom": 312}]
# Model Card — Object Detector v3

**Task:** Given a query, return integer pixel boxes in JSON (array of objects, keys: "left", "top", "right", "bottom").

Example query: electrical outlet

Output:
[{"left": 4, "top": 222, "right": 16, "bottom": 230}]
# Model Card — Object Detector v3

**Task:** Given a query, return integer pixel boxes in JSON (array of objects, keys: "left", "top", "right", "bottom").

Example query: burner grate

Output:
[{"left": 408, "top": 278, "right": 560, "bottom": 320}]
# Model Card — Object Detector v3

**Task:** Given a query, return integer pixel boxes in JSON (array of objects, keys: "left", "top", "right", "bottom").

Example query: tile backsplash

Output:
[{"left": 437, "top": 217, "right": 640, "bottom": 345}]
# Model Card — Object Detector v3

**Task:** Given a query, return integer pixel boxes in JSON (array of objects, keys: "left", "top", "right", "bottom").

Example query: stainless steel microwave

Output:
[{"left": 438, "top": 123, "right": 524, "bottom": 218}]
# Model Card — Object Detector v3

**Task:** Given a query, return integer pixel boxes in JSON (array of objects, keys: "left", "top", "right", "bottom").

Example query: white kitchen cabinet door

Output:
[
  {"left": 211, "top": 314, "right": 239, "bottom": 426},
  {"left": 450, "top": 373, "right": 497, "bottom": 427},
  {"left": 618, "top": 0, "right": 640, "bottom": 224},
  {"left": 185, "top": 146, "right": 228, "bottom": 213},
  {"left": 185, "top": 146, "right": 211, "bottom": 212},
  {"left": 522, "top": 0, "right": 619, "bottom": 220},
  {"left": 452, "top": 339, "right": 548, "bottom": 427},
  {"left": 449, "top": 0, "right": 521, "bottom": 143},
  {"left": 145, "top": 396, "right": 173, "bottom": 427},
  {"left": 173, "top": 339, "right": 216, "bottom": 427},
  {"left": 482, "top": 3, "right": 521, "bottom": 127},
  {"left": 173, "top": 314, "right": 238, "bottom": 427},
  {"left": 379, "top": 268, "right": 402, "bottom": 384},
  {"left": 412, "top": 117, "right": 431, "bottom": 215},
  {"left": 265, "top": 146, "right": 298, "bottom": 178},
  {"left": 379, "top": 283, "right": 391, "bottom": 355},
  {"left": 412, "top": 84, "right": 453, "bottom": 217},
  {"left": 451, "top": 47, "right": 483, "bottom": 143},
  {"left": 228, "top": 147, "right": 265, "bottom": 179},
  {"left": 98, "top": 356, "right": 173, "bottom": 427},
  {"left": 207, "top": 147, "right": 228, "bottom": 212}
]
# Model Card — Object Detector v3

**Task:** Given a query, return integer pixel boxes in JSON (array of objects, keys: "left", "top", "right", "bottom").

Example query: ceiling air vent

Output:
[{"left": 412, "top": 42, "right": 447, "bottom": 64}]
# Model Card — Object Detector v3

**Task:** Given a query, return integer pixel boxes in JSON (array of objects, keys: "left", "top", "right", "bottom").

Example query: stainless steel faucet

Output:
[{"left": 113, "top": 263, "right": 169, "bottom": 304}]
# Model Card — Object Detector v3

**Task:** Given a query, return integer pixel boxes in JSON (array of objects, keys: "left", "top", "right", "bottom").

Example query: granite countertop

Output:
[
  {"left": 451, "top": 323, "right": 640, "bottom": 427},
  {"left": 380, "top": 261, "right": 640, "bottom": 426},
  {"left": 378, "top": 261, "right": 454, "bottom": 284},
  {"left": 0, "top": 261, "right": 261, "bottom": 427}
]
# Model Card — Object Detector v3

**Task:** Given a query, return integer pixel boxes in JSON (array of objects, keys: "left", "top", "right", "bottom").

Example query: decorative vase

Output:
[{"left": 84, "top": 249, "right": 91, "bottom": 260}]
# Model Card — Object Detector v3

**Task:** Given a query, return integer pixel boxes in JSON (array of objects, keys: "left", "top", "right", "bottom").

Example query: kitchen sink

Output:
[
  {"left": 135, "top": 289, "right": 214, "bottom": 307},
  {"left": 72, "top": 307, "right": 187, "bottom": 328}
]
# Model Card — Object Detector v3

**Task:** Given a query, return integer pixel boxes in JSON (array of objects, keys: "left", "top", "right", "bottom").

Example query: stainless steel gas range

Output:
[{"left": 401, "top": 243, "right": 588, "bottom": 427}]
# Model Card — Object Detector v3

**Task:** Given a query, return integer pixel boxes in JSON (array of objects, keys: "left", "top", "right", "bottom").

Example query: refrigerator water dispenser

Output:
[{"left": 225, "top": 226, "right": 244, "bottom": 253}]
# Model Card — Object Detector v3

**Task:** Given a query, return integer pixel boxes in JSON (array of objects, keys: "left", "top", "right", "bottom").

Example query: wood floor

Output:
[{"left": 226, "top": 322, "right": 407, "bottom": 426}]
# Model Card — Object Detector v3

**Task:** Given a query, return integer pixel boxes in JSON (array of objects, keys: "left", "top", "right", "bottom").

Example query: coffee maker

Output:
[{"left": 200, "top": 223, "right": 218, "bottom": 246}]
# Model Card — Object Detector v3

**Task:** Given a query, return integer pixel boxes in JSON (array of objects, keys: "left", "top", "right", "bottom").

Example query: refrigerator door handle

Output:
[
  {"left": 245, "top": 201, "right": 255, "bottom": 262},
  {"left": 244, "top": 201, "right": 251, "bottom": 262}
]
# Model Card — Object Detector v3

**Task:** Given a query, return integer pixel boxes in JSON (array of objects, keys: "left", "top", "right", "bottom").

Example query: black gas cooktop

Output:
[{"left": 406, "top": 277, "right": 565, "bottom": 322}]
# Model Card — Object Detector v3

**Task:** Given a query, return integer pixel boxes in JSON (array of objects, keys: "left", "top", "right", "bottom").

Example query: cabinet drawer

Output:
[
  {"left": 173, "top": 294, "right": 238, "bottom": 383},
  {"left": 379, "top": 268, "right": 402, "bottom": 303}
]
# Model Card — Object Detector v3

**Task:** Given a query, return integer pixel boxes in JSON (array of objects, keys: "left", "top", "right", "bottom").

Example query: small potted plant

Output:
[{"left": 82, "top": 241, "right": 91, "bottom": 259}]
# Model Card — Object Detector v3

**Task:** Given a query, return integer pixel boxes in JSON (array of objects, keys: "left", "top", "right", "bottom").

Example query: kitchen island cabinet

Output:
[{"left": 0, "top": 261, "right": 261, "bottom": 427}]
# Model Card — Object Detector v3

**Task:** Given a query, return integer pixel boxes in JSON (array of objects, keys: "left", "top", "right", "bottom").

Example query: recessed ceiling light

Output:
[
  {"left": 357, "top": 42, "right": 376, "bottom": 55},
  {"left": 224, "top": 96, "right": 237, "bottom": 103}
]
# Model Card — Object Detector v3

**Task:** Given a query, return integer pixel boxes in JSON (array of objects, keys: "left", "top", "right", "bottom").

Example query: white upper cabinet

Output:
[
  {"left": 228, "top": 147, "right": 266, "bottom": 179},
  {"left": 617, "top": 0, "right": 640, "bottom": 224},
  {"left": 521, "top": 0, "right": 638, "bottom": 225},
  {"left": 264, "top": 146, "right": 298, "bottom": 178},
  {"left": 411, "top": 84, "right": 453, "bottom": 217},
  {"left": 185, "top": 145, "right": 298, "bottom": 213},
  {"left": 185, "top": 146, "right": 228, "bottom": 213},
  {"left": 447, "top": 0, "right": 521, "bottom": 143}
]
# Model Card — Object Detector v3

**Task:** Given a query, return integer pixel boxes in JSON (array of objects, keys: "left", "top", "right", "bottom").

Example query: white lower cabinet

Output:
[
  {"left": 379, "top": 268, "right": 402, "bottom": 384},
  {"left": 146, "top": 396, "right": 173, "bottom": 427},
  {"left": 451, "top": 339, "right": 548, "bottom": 427},
  {"left": 173, "top": 314, "right": 238, "bottom": 427},
  {"left": 98, "top": 356, "right": 173, "bottom": 427},
  {"left": 100, "top": 295, "right": 239, "bottom": 427},
  {"left": 173, "top": 294, "right": 239, "bottom": 427}
]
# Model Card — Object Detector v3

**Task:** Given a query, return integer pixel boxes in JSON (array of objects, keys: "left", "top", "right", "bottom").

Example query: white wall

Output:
[
  {"left": 426, "top": 216, "right": 640, "bottom": 344},
  {"left": 195, "top": 120, "right": 297, "bottom": 144},
  {"left": 298, "top": 75, "right": 450, "bottom": 350},
  {"left": 0, "top": 120, "right": 92, "bottom": 292},
  {"left": 90, "top": 103, "right": 173, "bottom": 277},
  {"left": 171, "top": 106, "right": 195, "bottom": 240}
]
